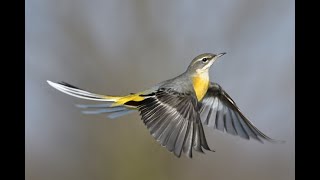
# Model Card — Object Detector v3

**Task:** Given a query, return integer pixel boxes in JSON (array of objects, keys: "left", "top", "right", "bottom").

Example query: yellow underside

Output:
[
  {"left": 192, "top": 74, "right": 209, "bottom": 101},
  {"left": 108, "top": 93, "right": 145, "bottom": 106}
]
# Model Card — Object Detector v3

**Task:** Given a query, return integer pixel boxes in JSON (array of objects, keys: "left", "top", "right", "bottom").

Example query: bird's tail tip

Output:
[
  {"left": 47, "top": 80, "right": 54, "bottom": 86},
  {"left": 47, "top": 80, "right": 118, "bottom": 102}
]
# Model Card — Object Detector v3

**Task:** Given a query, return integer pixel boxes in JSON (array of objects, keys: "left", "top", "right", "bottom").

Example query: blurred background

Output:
[{"left": 26, "top": 0, "right": 294, "bottom": 180}]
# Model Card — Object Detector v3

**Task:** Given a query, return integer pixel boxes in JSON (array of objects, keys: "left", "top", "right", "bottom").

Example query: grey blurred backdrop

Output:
[{"left": 26, "top": 0, "right": 294, "bottom": 180}]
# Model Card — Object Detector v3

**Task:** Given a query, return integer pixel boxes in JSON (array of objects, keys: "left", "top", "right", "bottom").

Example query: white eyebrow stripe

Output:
[{"left": 191, "top": 57, "right": 206, "bottom": 66}]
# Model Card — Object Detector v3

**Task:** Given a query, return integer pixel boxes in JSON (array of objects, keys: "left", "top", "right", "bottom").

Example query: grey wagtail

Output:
[{"left": 47, "top": 53, "right": 282, "bottom": 158}]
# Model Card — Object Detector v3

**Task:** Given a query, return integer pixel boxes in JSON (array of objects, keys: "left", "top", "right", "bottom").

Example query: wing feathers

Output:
[
  {"left": 166, "top": 118, "right": 184, "bottom": 152},
  {"left": 229, "top": 109, "right": 249, "bottom": 139},
  {"left": 174, "top": 120, "right": 189, "bottom": 157},
  {"left": 183, "top": 121, "right": 193, "bottom": 158},
  {"left": 138, "top": 89, "right": 212, "bottom": 158},
  {"left": 193, "top": 122, "right": 204, "bottom": 153},
  {"left": 200, "top": 82, "right": 282, "bottom": 143},
  {"left": 198, "top": 122, "right": 213, "bottom": 151},
  {"left": 224, "top": 108, "right": 237, "bottom": 135}
]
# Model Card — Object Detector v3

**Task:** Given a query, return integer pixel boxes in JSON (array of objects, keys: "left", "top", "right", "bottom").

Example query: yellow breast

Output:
[{"left": 192, "top": 73, "right": 209, "bottom": 101}]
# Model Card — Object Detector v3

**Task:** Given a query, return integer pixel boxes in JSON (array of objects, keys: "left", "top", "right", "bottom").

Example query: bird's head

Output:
[{"left": 187, "top": 52, "right": 226, "bottom": 75}]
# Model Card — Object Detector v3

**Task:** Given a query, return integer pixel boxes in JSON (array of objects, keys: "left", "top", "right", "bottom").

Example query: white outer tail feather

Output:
[
  {"left": 47, "top": 80, "right": 117, "bottom": 102},
  {"left": 47, "top": 80, "right": 136, "bottom": 119}
]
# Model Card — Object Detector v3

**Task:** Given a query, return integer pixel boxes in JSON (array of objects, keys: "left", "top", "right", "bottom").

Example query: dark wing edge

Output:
[
  {"left": 200, "top": 83, "right": 284, "bottom": 144},
  {"left": 138, "top": 89, "right": 213, "bottom": 158}
]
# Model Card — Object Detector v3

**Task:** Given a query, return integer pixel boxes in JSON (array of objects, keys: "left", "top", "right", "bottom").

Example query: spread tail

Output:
[{"left": 47, "top": 80, "right": 147, "bottom": 118}]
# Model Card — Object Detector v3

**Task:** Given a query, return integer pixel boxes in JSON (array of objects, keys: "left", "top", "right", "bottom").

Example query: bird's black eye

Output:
[{"left": 202, "top": 58, "right": 208, "bottom": 63}]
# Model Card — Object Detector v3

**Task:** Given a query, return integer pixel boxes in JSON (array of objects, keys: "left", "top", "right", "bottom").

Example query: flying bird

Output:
[{"left": 47, "top": 53, "right": 281, "bottom": 158}]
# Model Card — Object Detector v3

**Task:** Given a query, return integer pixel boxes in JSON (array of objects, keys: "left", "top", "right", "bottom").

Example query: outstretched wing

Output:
[
  {"left": 137, "top": 88, "right": 213, "bottom": 158},
  {"left": 200, "top": 82, "right": 280, "bottom": 143}
]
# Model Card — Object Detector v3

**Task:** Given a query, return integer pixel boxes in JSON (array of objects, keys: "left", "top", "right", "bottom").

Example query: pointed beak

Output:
[{"left": 216, "top": 52, "right": 226, "bottom": 58}]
